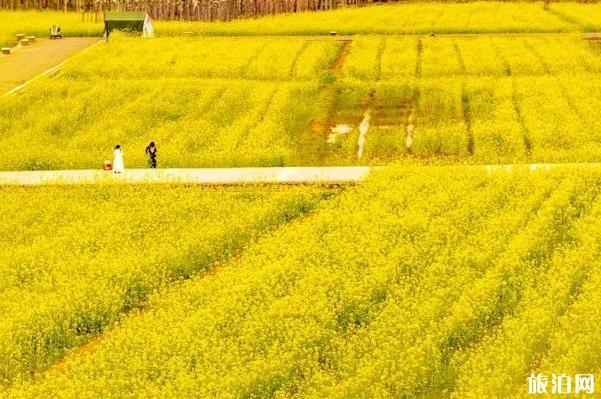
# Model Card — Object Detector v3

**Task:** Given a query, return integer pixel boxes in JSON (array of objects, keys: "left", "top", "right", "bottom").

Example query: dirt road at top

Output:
[{"left": 0, "top": 37, "right": 99, "bottom": 94}]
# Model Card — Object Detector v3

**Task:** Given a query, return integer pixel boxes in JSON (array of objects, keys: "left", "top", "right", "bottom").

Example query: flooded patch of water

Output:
[
  {"left": 327, "top": 123, "right": 353, "bottom": 144},
  {"left": 357, "top": 110, "right": 371, "bottom": 160}
]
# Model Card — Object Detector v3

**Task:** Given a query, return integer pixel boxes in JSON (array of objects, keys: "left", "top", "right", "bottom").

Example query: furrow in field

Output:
[
  {"left": 0, "top": 168, "right": 529, "bottom": 398},
  {"left": 451, "top": 184, "right": 601, "bottom": 398},
  {"left": 324, "top": 173, "right": 595, "bottom": 398},
  {"left": 0, "top": 185, "right": 333, "bottom": 389}
]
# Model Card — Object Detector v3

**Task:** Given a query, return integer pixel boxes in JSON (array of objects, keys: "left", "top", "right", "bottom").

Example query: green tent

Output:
[{"left": 103, "top": 11, "right": 154, "bottom": 38}]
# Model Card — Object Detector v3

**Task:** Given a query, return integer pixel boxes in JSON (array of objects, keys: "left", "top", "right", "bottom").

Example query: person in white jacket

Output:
[{"left": 113, "top": 144, "right": 124, "bottom": 174}]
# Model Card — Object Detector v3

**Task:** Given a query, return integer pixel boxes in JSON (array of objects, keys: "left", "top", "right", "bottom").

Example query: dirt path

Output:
[
  {"left": 0, "top": 37, "right": 99, "bottom": 94},
  {"left": 0, "top": 166, "right": 371, "bottom": 186},
  {"left": 298, "top": 39, "right": 353, "bottom": 164},
  {"left": 2, "top": 163, "right": 601, "bottom": 187}
]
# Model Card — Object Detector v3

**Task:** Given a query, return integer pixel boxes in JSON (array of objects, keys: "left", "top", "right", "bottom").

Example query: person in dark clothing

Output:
[{"left": 145, "top": 141, "right": 158, "bottom": 168}]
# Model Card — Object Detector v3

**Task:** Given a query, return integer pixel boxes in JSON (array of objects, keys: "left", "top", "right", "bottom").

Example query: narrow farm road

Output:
[
  {"left": 0, "top": 37, "right": 99, "bottom": 94},
  {"left": 2, "top": 163, "right": 601, "bottom": 186},
  {"left": 0, "top": 166, "right": 372, "bottom": 186}
]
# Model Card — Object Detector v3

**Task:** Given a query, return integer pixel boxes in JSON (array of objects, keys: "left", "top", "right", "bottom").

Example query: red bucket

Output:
[{"left": 102, "top": 160, "right": 113, "bottom": 171}]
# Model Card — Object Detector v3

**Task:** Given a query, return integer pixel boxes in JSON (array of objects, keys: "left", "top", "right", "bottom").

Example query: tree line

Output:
[{"left": 0, "top": 0, "right": 378, "bottom": 21}]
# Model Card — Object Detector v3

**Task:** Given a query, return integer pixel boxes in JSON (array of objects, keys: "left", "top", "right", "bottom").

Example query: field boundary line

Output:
[
  {"left": 2, "top": 39, "right": 102, "bottom": 98},
  {"left": 38, "top": 185, "right": 340, "bottom": 383},
  {"left": 32, "top": 182, "right": 340, "bottom": 386},
  {"left": 0, "top": 166, "right": 371, "bottom": 186},
  {"left": 416, "top": 162, "right": 601, "bottom": 173},
  {"left": 185, "top": 32, "right": 599, "bottom": 39},
  {"left": 3, "top": 163, "right": 601, "bottom": 186}
]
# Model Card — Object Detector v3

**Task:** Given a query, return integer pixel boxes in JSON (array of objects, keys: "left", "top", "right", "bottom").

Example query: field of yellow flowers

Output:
[
  {"left": 154, "top": 2, "right": 576, "bottom": 36},
  {"left": 5, "top": 32, "right": 601, "bottom": 167},
  {"left": 0, "top": 183, "right": 331, "bottom": 389},
  {"left": 3, "top": 3, "right": 601, "bottom": 397},
  {"left": 0, "top": 35, "right": 343, "bottom": 169},
  {"left": 0, "top": 2, "right": 580, "bottom": 47},
  {"left": 325, "top": 34, "right": 601, "bottom": 164},
  {"left": 0, "top": 11, "right": 100, "bottom": 47},
  {"left": 3, "top": 166, "right": 601, "bottom": 398}
]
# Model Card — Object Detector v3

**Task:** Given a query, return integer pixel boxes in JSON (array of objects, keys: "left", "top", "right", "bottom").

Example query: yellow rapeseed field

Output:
[
  {"left": 0, "top": 2, "right": 578, "bottom": 47},
  {"left": 3, "top": 3, "right": 601, "bottom": 398},
  {"left": 329, "top": 35, "right": 601, "bottom": 164},
  {"left": 4, "top": 34, "right": 601, "bottom": 167},
  {"left": 3, "top": 166, "right": 601, "bottom": 398},
  {"left": 0, "top": 11, "right": 100, "bottom": 46},
  {"left": 0, "top": 184, "right": 330, "bottom": 389},
  {"left": 0, "top": 35, "right": 340, "bottom": 169},
  {"left": 154, "top": 2, "right": 576, "bottom": 36}
]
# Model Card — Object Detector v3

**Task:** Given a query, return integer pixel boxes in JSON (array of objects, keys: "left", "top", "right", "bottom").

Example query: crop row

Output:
[
  {"left": 0, "top": 184, "right": 329, "bottom": 389},
  {"left": 343, "top": 35, "right": 601, "bottom": 80},
  {"left": 0, "top": 11, "right": 100, "bottom": 47},
  {"left": 61, "top": 36, "right": 341, "bottom": 81},
  {"left": 0, "top": 78, "right": 327, "bottom": 170},
  {"left": 4, "top": 166, "right": 601, "bottom": 398},
  {"left": 321, "top": 35, "right": 601, "bottom": 164}
]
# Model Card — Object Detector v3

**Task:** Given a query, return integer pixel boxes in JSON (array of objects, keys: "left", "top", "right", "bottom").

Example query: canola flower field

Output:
[
  {"left": 0, "top": 11, "right": 100, "bottom": 47},
  {"left": 5, "top": 1, "right": 601, "bottom": 47},
  {"left": 4, "top": 2, "right": 601, "bottom": 398},
  {"left": 3, "top": 166, "right": 601, "bottom": 398},
  {"left": 0, "top": 1, "right": 582, "bottom": 47},
  {"left": 328, "top": 34, "right": 601, "bottom": 164},
  {"left": 154, "top": 2, "right": 576, "bottom": 36},
  {"left": 4, "top": 33, "right": 601, "bottom": 167},
  {"left": 0, "top": 184, "right": 330, "bottom": 388},
  {"left": 4, "top": 1, "right": 601, "bottom": 46},
  {"left": 0, "top": 36, "right": 340, "bottom": 169}
]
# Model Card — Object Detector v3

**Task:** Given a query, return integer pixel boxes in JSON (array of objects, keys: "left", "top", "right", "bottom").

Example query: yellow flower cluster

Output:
[
  {"left": 331, "top": 35, "right": 601, "bottom": 164},
  {"left": 550, "top": 3, "right": 601, "bottom": 32},
  {"left": 0, "top": 183, "right": 328, "bottom": 390},
  {"left": 0, "top": 2, "right": 583, "bottom": 48},
  {"left": 0, "top": 11, "right": 100, "bottom": 47},
  {"left": 0, "top": 35, "right": 340, "bottom": 170},
  {"left": 154, "top": 2, "right": 575, "bottom": 36},
  {"left": 3, "top": 166, "right": 601, "bottom": 398}
]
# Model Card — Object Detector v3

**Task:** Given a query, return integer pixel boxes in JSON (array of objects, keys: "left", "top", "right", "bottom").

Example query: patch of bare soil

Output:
[{"left": 0, "top": 37, "right": 99, "bottom": 94}]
